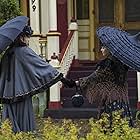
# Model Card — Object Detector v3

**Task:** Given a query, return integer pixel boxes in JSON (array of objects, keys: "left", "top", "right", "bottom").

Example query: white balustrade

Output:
[
  {"left": 31, "top": 35, "right": 48, "bottom": 116},
  {"left": 59, "top": 34, "right": 75, "bottom": 77},
  {"left": 31, "top": 21, "right": 78, "bottom": 110},
  {"left": 59, "top": 21, "right": 78, "bottom": 78}
]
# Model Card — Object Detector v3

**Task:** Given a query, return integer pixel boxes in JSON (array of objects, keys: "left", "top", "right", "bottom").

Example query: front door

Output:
[
  {"left": 75, "top": 0, "right": 91, "bottom": 60},
  {"left": 94, "top": 0, "right": 140, "bottom": 60}
]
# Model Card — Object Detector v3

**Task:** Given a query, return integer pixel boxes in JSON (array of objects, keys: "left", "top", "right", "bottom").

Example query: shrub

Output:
[
  {"left": 0, "top": 111, "right": 140, "bottom": 140},
  {"left": 42, "top": 118, "right": 79, "bottom": 140},
  {"left": 0, "top": 0, "right": 21, "bottom": 25},
  {"left": 0, "top": 119, "right": 36, "bottom": 140},
  {"left": 86, "top": 111, "right": 140, "bottom": 140}
]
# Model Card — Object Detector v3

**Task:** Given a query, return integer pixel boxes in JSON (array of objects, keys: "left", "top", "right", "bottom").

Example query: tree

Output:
[{"left": 0, "top": 0, "right": 21, "bottom": 25}]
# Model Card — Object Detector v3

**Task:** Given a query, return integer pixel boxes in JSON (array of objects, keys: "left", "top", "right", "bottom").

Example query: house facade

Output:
[{"left": 19, "top": 0, "right": 140, "bottom": 116}]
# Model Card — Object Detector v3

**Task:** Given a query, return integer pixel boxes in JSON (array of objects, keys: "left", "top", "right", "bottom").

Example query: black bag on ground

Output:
[{"left": 71, "top": 85, "right": 84, "bottom": 107}]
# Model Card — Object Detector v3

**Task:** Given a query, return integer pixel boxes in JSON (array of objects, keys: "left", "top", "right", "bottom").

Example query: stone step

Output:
[
  {"left": 44, "top": 108, "right": 98, "bottom": 119},
  {"left": 61, "top": 96, "right": 137, "bottom": 109},
  {"left": 59, "top": 61, "right": 138, "bottom": 119},
  {"left": 67, "top": 70, "right": 137, "bottom": 79},
  {"left": 62, "top": 97, "right": 98, "bottom": 108},
  {"left": 44, "top": 108, "right": 137, "bottom": 119},
  {"left": 61, "top": 87, "right": 138, "bottom": 98},
  {"left": 128, "top": 70, "right": 137, "bottom": 77},
  {"left": 70, "top": 67, "right": 136, "bottom": 76},
  {"left": 128, "top": 87, "right": 138, "bottom": 97},
  {"left": 67, "top": 71, "right": 92, "bottom": 79},
  {"left": 71, "top": 66, "right": 96, "bottom": 71},
  {"left": 79, "top": 60, "right": 97, "bottom": 66},
  {"left": 128, "top": 78, "right": 137, "bottom": 87}
]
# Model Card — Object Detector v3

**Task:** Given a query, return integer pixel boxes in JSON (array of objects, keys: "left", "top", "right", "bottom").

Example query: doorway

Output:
[
  {"left": 75, "top": 0, "right": 90, "bottom": 60},
  {"left": 75, "top": 0, "right": 140, "bottom": 60}
]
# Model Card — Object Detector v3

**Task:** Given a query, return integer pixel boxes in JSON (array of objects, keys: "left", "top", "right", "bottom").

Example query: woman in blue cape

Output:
[{"left": 0, "top": 25, "right": 71, "bottom": 132}]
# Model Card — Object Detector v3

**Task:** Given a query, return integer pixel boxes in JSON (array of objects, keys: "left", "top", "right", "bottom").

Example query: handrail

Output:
[
  {"left": 59, "top": 31, "right": 74, "bottom": 63},
  {"left": 58, "top": 28, "right": 78, "bottom": 77}
]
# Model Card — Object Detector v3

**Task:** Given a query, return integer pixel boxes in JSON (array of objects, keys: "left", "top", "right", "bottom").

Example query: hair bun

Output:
[{"left": 23, "top": 26, "right": 33, "bottom": 37}]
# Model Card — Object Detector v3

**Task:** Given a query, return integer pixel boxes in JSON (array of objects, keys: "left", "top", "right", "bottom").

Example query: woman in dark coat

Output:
[
  {"left": 75, "top": 44, "right": 133, "bottom": 127},
  {"left": 0, "top": 25, "right": 70, "bottom": 132}
]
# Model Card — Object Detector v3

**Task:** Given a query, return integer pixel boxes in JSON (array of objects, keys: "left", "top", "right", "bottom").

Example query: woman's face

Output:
[
  {"left": 20, "top": 35, "right": 30, "bottom": 46},
  {"left": 100, "top": 46, "right": 110, "bottom": 57}
]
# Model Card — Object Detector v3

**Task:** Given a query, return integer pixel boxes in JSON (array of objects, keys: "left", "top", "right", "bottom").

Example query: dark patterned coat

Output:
[
  {"left": 78, "top": 56, "right": 133, "bottom": 125},
  {"left": 79, "top": 56, "right": 129, "bottom": 105}
]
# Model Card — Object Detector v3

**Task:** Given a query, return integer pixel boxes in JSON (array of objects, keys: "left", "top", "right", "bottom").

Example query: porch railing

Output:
[
  {"left": 31, "top": 21, "right": 78, "bottom": 114},
  {"left": 48, "top": 21, "right": 78, "bottom": 109},
  {"left": 59, "top": 31, "right": 75, "bottom": 77},
  {"left": 30, "top": 35, "right": 48, "bottom": 117},
  {"left": 59, "top": 22, "right": 78, "bottom": 77}
]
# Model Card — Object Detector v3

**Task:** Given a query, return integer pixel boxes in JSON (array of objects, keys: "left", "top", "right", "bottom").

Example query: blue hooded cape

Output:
[
  {"left": 0, "top": 45, "right": 63, "bottom": 103},
  {"left": 0, "top": 45, "right": 63, "bottom": 132}
]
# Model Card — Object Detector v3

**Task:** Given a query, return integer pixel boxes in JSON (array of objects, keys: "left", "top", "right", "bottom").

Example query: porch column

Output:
[
  {"left": 69, "top": 19, "right": 79, "bottom": 65},
  {"left": 89, "top": 0, "right": 96, "bottom": 60},
  {"left": 49, "top": 82, "right": 62, "bottom": 109},
  {"left": 29, "top": 0, "right": 46, "bottom": 116},
  {"left": 40, "top": 0, "right": 49, "bottom": 34},
  {"left": 47, "top": 0, "right": 61, "bottom": 109},
  {"left": 29, "top": 0, "right": 40, "bottom": 34},
  {"left": 20, "top": 0, "right": 28, "bottom": 16},
  {"left": 29, "top": 0, "right": 40, "bottom": 54},
  {"left": 137, "top": 72, "right": 140, "bottom": 109},
  {"left": 47, "top": 0, "right": 61, "bottom": 59}
]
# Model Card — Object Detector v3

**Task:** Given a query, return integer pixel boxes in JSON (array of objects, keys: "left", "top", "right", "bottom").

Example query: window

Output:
[
  {"left": 76, "top": 0, "right": 89, "bottom": 19},
  {"left": 125, "top": 0, "right": 140, "bottom": 22},
  {"left": 99, "top": 0, "right": 114, "bottom": 23}
]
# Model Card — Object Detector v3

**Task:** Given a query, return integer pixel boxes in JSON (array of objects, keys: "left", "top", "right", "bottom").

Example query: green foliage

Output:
[
  {"left": 0, "top": 119, "right": 36, "bottom": 140},
  {"left": 0, "top": 0, "right": 21, "bottom": 25},
  {"left": 42, "top": 118, "right": 79, "bottom": 140},
  {"left": 86, "top": 111, "right": 140, "bottom": 140},
  {"left": 0, "top": 111, "right": 140, "bottom": 140}
]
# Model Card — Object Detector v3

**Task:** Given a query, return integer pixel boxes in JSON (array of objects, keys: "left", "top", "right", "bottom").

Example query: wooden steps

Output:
[{"left": 44, "top": 60, "right": 138, "bottom": 119}]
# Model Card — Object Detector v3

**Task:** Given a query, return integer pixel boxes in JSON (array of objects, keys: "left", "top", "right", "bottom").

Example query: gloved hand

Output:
[
  {"left": 75, "top": 80, "right": 80, "bottom": 86},
  {"left": 61, "top": 77, "right": 76, "bottom": 88}
]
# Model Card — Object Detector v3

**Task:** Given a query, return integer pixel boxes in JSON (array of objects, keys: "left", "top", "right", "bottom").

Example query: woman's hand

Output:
[
  {"left": 61, "top": 77, "right": 76, "bottom": 88},
  {"left": 75, "top": 80, "right": 80, "bottom": 86}
]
